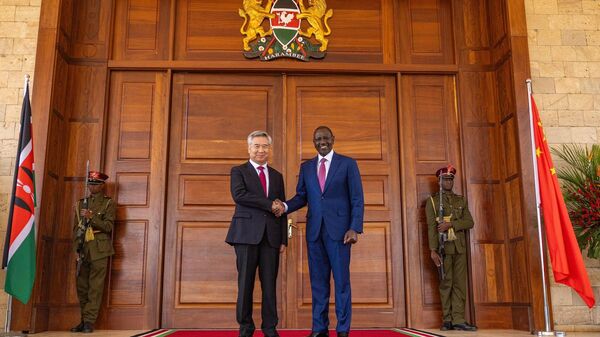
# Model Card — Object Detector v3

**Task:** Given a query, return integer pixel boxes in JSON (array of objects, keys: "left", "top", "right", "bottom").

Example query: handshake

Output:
[{"left": 271, "top": 199, "right": 285, "bottom": 217}]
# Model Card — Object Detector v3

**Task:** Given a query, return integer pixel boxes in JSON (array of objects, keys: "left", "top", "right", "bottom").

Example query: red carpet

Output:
[{"left": 132, "top": 328, "right": 445, "bottom": 337}]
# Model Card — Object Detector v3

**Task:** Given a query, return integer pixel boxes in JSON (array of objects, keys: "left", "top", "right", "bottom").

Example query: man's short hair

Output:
[
  {"left": 313, "top": 126, "right": 333, "bottom": 138},
  {"left": 247, "top": 130, "right": 273, "bottom": 146}
]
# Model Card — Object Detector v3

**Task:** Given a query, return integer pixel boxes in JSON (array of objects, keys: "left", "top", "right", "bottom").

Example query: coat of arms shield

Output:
[
  {"left": 238, "top": 0, "right": 333, "bottom": 61},
  {"left": 270, "top": 0, "right": 301, "bottom": 50}
]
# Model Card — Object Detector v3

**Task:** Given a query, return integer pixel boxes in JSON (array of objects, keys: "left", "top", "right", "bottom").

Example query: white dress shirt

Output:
[
  {"left": 249, "top": 160, "right": 269, "bottom": 194},
  {"left": 317, "top": 150, "right": 334, "bottom": 179}
]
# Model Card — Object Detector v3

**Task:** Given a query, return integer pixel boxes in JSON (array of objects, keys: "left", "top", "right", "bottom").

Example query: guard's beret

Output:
[
  {"left": 435, "top": 165, "right": 456, "bottom": 178},
  {"left": 88, "top": 171, "right": 108, "bottom": 185}
]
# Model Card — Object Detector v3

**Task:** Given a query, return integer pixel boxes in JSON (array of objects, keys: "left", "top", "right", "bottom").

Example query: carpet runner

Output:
[{"left": 132, "top": 328, "right": 445, "bottom": 337}]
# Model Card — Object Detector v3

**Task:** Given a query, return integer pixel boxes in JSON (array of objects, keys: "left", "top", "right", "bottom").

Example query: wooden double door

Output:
[{"left": 159, "top": 73, "right": 403, "bottom": 328}]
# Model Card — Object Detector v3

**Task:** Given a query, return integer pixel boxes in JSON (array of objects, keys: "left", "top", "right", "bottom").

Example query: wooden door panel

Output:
[
  {"left": 112, "top": 0, "right": 170, "bottom": 60},
  {"left": 176, "top": 223, "right": 237, "bottom": 304},
  {"left": 181, "top": 87, "right": 270, "bottom": 160},
  {"left": 397, "top": 0, "right": 455, "bottom": 64},
  {"left": 163, "top": 73, "right": 283, "bottom": 328},
  {"left": 110, "top": 220, "right": 148, "bottom": 306},
  {"left": 285, "top": 75, "right": 402, "bottom": 328},
  {"left": 102, "top": 71, "right": 168, "bottom": 329},
  {"left": 294, "top": 222, "right": 392, "bottom": 306},
  {"left": 402, "top": 75, "right": 463, "bottom": 328}
]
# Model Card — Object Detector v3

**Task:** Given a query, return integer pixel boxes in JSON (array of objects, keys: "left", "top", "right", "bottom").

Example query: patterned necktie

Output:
[
  {"left": 258, "top": 166, "right": 267, "bottom": 196},
  {"left": 318, "top": 158, "right": 327, "bottom": 192}
]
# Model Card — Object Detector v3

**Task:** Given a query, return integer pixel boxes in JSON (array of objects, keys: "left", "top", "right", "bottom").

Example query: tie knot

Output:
[
  {"left": 320, "top": 158, "right": 327, "bottom": 164},
  {"left": 258, "top": 166, "right": 265, "bottom": 171}
]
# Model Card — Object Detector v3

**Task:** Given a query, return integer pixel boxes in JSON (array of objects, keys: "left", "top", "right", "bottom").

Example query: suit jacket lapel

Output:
[
  {"left": 323, "top": 153, "right": 340, "bottom": 193},
  {"left": 306, "top": 157, "right": 319, "bottom": 191},
  {"left": 245, "top": 161, "right": 263, "bottom": 193},
  {"left": 267, "top": 166, "right": 276, "bottom": 198}
]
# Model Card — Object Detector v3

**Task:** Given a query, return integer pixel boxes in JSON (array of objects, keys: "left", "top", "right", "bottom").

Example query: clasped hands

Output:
[
  {"left": 80, "top": 208, "right": 94, "bottom": 220},
  {"left": 436, "top": 219, "right": 452, "bottom": 233},
  {"left": 271, "top": 199, "right": 285, "bottom": 217}
]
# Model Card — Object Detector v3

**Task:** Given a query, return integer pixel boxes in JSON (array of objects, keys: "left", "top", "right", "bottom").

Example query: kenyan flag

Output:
[
  {"left": 270, "top": 0, "right": 301, "bottom": 49},
  {"left": 3, "top": 80, "right": 36, "bottom": 304}
]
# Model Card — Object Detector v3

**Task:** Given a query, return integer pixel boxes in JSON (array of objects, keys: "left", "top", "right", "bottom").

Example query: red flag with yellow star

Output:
[{"left": 531, "top": 95, "right": 595, "bottom": 308}]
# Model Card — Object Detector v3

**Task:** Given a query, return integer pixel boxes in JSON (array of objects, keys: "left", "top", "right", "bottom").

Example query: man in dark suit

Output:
[
  {"left": 281, "top": 126, "right": 364, "bottom": 337},
  {"left": 226, "top": 130, "right": 287, "bottom": 337}
]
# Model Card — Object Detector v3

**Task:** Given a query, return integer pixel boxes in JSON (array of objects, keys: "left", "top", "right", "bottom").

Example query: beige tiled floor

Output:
[{"left": 26, "top": 330, "right": 600, "bottom": 337}]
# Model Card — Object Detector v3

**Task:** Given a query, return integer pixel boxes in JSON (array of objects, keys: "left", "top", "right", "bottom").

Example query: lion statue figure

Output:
[
  {"left": 239, "top": 0, "right": 275, "bottom": 51},
  {"left": 297, "top": 0, "right": 333, "bottom": 51}
]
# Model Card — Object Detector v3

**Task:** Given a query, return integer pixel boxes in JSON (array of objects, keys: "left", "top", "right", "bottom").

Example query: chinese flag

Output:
[{"left": 531, "top": 95, "right": 595, "bottom": 308}]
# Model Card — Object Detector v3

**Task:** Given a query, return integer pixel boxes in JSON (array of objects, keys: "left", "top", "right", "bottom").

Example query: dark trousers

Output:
[
  {"left": 234, "top": 235, "right": 280, "bottom": 337},
  {"left": 76, "top": 256, "right": 109, "bottom": 324},
  {"left": 307, "top": 223, "right": 352, "bottom": 333}
]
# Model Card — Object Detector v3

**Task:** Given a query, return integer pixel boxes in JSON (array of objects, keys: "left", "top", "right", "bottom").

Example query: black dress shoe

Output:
[
  {"left": 337, "top": 332, "right": 349, "bottom": 337},
  {"left": 70, "top": 322, "right": 84, "bottom": 332},
  {"left": 441, "top": 321, "right": 453, "bottom": 331},
  {"left": 306, "top": 332, "right": 329, "bottom": 337},
  {"left": 452, "top": 322, "right": 477, "bottom": 331},
  {"left": 82, "top": 322, "right": 94, "bottom": 333}
]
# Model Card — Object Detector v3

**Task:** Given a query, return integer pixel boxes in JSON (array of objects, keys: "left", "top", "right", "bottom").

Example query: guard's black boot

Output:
[
  {"left": 82, "top": 322, "right": 94, "bottom": 333},
  {"left": 440, "top": 321, "right": 453, "bottom": 331},
  {"left": 70, "top": 321, "right": 84, "bottom": 332},
  {"left": 453, "top": 322, "right": 477, "bottom": 331}
]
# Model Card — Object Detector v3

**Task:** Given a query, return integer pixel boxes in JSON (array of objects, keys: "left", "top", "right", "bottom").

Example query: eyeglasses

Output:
[{"left": 250, "top": 144, "right": 271, "bottom": 150}]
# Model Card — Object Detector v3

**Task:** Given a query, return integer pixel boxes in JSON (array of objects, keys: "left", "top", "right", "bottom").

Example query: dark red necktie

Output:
[{"left": 258, "top": 166, "right": 267, "bottom": 196}]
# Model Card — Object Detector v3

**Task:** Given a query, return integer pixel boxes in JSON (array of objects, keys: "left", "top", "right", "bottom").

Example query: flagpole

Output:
[
  {"left": 526, "top": 79, "right": 565, "bottom": 337},
  {"left": 3, "top": 296, "right": 10, "bottom": 333}
]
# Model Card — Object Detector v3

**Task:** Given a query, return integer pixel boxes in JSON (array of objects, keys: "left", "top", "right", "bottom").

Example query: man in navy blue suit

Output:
[{"left": 281, "top": 126, "right": 364, "bottom": 337}]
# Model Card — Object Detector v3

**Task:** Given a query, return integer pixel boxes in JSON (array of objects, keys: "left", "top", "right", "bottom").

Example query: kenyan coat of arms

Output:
[{"left": 239, "top": 0, "right": 333, "bottom": 61}]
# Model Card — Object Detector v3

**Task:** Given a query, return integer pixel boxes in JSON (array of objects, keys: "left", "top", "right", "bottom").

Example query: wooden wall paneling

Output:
[
  {"left": 46, "top": 57, "right": 111, "bottom": 330},
  {"left": 173, "top": 0, "right": 391, "bottom": 63},
  {"left": 488, "top": 0, "right": 510, "bottom": 68},
  {"left": 322, "top": 0, "right": 387, "bottom": 63},
  {"left": 68, "top": 0, "right": 113, "bottom": 60},
  {"left": 500, "top": 0, "right": 548, "bottom": 330},
  {"left": 397, "top": 0, "right": 455, "bottom": 65},
  {"left": 457, "top": 30, "right": 534, "bottom": 327},
  {"left": 453, "top": 0, "right": 492, "bottom": 67},
  {"left": 162, "top": 73, "right": 283, "bottom": 328},
  {"left": 101, "top": 71, "right": 168, "bottom": 329},
  {"left": 488, "top": 0, "right": 507, "bottom": 50},
  {"left": 491, "top": 0, "right": 535, "bottom": 329},
  {"left": 112, "top": 0, "right": 170, "bottom": 60},
  {"left": 284, "top": 75, "right": 402, "bottom": 327},
  {"left": 401, "top": 75, "right": 463, "bottom": 328},
  {"left": 458, "top": 68, "right": 512, "bottom": 327},
  {"left": 173, "top": 0, "right": 245, "bottom": 61},
  {"left": 63, "top": 64, "right": 108, "bottom": 177}
]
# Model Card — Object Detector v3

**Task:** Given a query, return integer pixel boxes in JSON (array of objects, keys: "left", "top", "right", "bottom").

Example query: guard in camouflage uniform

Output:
[
  {"left": 71, "top": 171, "right": 115, "bottom": 333},
  {"left": 426, "top": 165, "right": 477, "bottom": 332}
]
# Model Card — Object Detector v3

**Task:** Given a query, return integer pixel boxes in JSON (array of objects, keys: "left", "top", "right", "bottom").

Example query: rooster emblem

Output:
[{"left": 277, "top": 11, "right": 295, "bottom": 25}]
